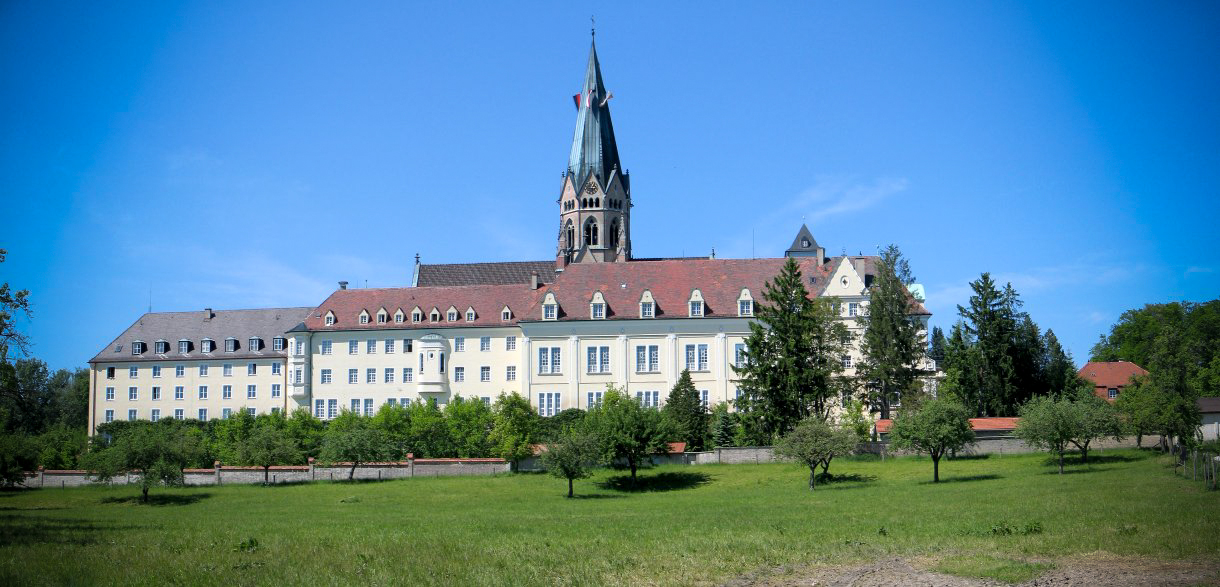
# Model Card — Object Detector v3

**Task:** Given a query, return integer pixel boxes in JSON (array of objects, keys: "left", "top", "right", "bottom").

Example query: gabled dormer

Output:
[
  {"left": 394, "top": 308, "right": 405, "bottom": 323},
  {"left": 737, "top": 288, "right": 755, "bottom": 317},
  {"left": 541, "top": 292, "right": 559, "bottom": 321},
  {"left": 639, "top": 290, "right": 656, "bottom": 319},
  {"left": 501, "top": 306, "right": 513, "bottom": 321},
  {"left": 376, "top": 307, "right": 388, "bottom": 324},
  {"left": 465, "top": 306, "right": 477, "bottom": 322},
  {"left": 411, "top": 306, "right": 423, "bottom": 323},
  {"left": 590, "top": 291, "right": 607, "bottom": 320},
  {"left": 358, "top": 309, "right": 370, "bottom": 325},
  {"left": 446, "top": 306, "right": 459, "bottom": 322},
  {"left": 429, "top": 307, "right": 441, "bottom": 322},
  {"left": 688, "top": 289, "right": 704, "bottom": 318},
  {"left": 324, "top": 310, "right": 336, "bottom": 326}
]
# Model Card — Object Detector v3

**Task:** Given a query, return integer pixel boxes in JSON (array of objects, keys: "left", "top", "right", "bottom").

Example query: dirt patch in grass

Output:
[{"left": 726, "top": 554, "right": 1219, "bottom": 586}]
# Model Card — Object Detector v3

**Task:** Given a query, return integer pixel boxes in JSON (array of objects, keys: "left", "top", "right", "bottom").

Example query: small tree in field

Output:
[
  {"left": 319, "top": 414, "right": 395, "bottom": 480},
  {"left": 85, "top": 421, "right": 205, "bottom": 502},
  {"left": 488, "top": 392, "right": 540, "bottom": 468},
  {"left": 773, "top": 417, "right": 857, "bottom": 490},
  {"left": 1014, "top": 396, "right": 1076, "bottom": 474},
  {"left": 1069, "top": 393, "right": 1125, "bottom": 464},
  {"left": 889, "top": 398, "right": 974, "bottom": 483},
  {"left": 540, "top": 427, "right": 603, "bottom": 498},
  {"left": 237, "top": 426, "right": 302, "bottom": 484},
  {"left": 585, "top": 387, "right": 668, "bottom": 482}
]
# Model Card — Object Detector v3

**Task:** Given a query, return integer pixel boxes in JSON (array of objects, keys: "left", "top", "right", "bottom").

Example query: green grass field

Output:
[{"left": 1, "top": 449, "right": 1216, "bottom": 586}]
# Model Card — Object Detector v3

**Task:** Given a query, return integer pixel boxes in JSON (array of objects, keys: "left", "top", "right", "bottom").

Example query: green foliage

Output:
[
  {"left": 208, "top": 408, "right": 258, "bottom": 464},
  {"left": 236, "top": 427, "right": 302, "bottom": 483},
  {"left": 82, "top": 419, "right": 206, "bottom": 502},
  {"left": 661, "top": 370, "right": 709, "bottom": 451},
  {"left": 284, "top": 408, "right": 326, "bottom": 459},
  {"left": 710, "top": 403, "right": 735, "bottom": 448},
  {"left": 539, "top": 426, "right": 603, "bottom": 497},
  {"left": 735, "top": 257, "right": 848, "bottom": 443},
  {"left": 840, "top": 398, "right": 872, "bottom": 442},
  {"left": 584, "top": 386, "right": 668, "bottom": 481},
  {"left": 318, "top": 414, "right": 395, "bottom": 480},
  {"left": 402, "top": 401, "right": 452, "bottom": 457},
  {"left": 444, "top": 395, "right": 494, "bottom": 458},
  {"left": 0, "top": 248, "right": 32, "bottom": 362},
  {"left": 773, "top": 416, "right": 857, "bottom": 490},
  {"left": 538, "top": 408, "right": 586, "bottom": 441},
  {"left": 1014, "top": 396, "right": 1078, "bottom": 474},
  {"left": 488, "top": 392, "right": 539, "bottom": 466},
  {"left": 1067, "top": 392, "right": 1126, "bottom": 462},
  {"left": 0, "top": 428, "right": 38, "bottom": 486},
  {"left": 890, "top": 398, "right": 974, "bottom": 482},
  {"left": 857, "top": 244, "right": 927, "bottom": 419},
  {"left": 927, "top": 326, "right": 947, "bottom": 367}
]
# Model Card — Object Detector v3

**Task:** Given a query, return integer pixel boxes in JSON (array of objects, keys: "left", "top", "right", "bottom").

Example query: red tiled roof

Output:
[
  {"left": 667, "top": 442, "right": 687, "bottom": 453},
  {"left": 305, "top": 284, "right": 545, "bottom": 331},
  {"left": 1077, "top": 361, "right": 1149, "bottom": 388},
  {"left": 875, "top": 417, "right": 1020, "bottom": 434}
]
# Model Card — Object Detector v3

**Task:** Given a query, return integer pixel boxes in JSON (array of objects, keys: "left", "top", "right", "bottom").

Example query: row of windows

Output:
[
  {"left": 104, "top": 384, "right": 281, "bottom": 401},
  {"left": 542, "top": 296, "right": 754, "bottom": 321},
  {"left": 319, "top": 336, "right": 518, "bottom": 356},
  {"left": 326, "top": 307, "right": 516, "bottom": 326},
  {"left": 544, "top": 388, "right": 713, "bottom": 415},
  {"left": 106, "top": 362, "right": 282, "bottom": 380},
  {"left": 316, "top": 366, "right": 520, "bottom": 384},
  {"left": 538, "top": 344, "right": 750, "bottom": 376},
  {"left": 309, "top": 396, "right": 492, "bottom": 420},
  {"left": 102, "top": 406, "right": 280, "bottom": 423},
  {"left": 129, "top": 336, "right": 286, "bottom": 356}
]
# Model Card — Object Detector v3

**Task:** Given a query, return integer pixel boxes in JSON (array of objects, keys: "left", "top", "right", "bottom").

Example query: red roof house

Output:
[{"left": 1078, "top": 361, "right": 1149, "bottom": 402}]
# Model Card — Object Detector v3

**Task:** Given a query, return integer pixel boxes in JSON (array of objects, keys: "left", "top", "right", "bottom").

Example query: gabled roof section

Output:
[
  {"left": 415, "top": 261, "right": 556, "bottom": 287},
  {"left": 306, "top": 284, "right": 545, "bottom": 331},
  {"left": 785, "top": 224, "right": 821, "bottom": 257},
  {"left": 91, "top": 307, "right": 312, "bottom": 364},
  {"left": 567, "top": 40, "right": 622, "bottom": 192},
  {"left": 1078, "top": 361, "right": 1149, "bottom": 388}
]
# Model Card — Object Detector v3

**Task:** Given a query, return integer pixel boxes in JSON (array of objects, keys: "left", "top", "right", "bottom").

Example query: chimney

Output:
[
  {"left": 338, "top": 281, "right": 348, "bottom": 290},
  {"left": 529, "top": 272, "right": 539, "bottom": 290},
  {"left": 204, "top": 308, "right": 213, "bottom": 320}
]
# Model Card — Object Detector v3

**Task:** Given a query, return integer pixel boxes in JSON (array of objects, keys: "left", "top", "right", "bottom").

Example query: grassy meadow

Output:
[{"left": 1, "top": 449, "right": 1217, "bottom": 585}]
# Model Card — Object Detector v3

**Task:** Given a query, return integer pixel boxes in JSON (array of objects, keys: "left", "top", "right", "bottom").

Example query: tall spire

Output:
[{"left": 567, "top": 39, "right": 621, "bottom": 191}]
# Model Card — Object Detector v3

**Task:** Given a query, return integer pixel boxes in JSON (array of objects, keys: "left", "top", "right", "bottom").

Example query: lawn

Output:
[{"left": 0, "top": 449, "right": 1216, "bottom": 586}]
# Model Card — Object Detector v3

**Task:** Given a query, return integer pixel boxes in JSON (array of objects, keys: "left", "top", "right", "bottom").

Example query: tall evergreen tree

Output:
[
  {"left": 927, "top": 326, "right": 947, "bottom": 368},
  {"left": 734, "top": 257, "right": 846, "bottom": 442},
  {"left": 661, "top": 369, "right": 709, "bottom": 451},
  {"left": 951, "top": 273, "right": 1019, "bottom": 416},
  {"left": 857, "top": 245, "right": 926, "bottom": 420},
  {"left": 1041, "top": 329, "right": 1080, "bottom": 398}
]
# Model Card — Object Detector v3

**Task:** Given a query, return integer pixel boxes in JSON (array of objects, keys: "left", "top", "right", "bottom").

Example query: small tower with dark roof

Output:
[
  {"left": 785, "top": 224, "right": 825, "bottom": 266},
  {"left": 557, "top": 36, "right": 631, "bottom": 268}
]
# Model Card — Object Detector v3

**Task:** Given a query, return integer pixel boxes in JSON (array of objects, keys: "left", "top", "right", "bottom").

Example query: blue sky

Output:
[{"left": 3, "top": 1, "right": 1218, "bottom": 371}]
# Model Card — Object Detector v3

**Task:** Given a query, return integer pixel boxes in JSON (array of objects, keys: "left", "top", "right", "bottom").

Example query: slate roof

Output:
[
  {"left": 1078, "top": 361, "right": 1149, "bottom": 388},
  {"left": 568, "top": 40, "right": 622, "bottom": 193},
  {"left": 305, "top": 284, "right": 545, "bottom": 331},
  {"left": 1198, "top": 397, "right": 1220, "bottom": 414},
  {"left": 91, "top": 307, "right": 313, "bottom": 364},
  {"left": 415, "top": 261, "right": 557, "bottom": 287},
  {"left": 786, "top": 224, "right": 821, "bottom": 256}
]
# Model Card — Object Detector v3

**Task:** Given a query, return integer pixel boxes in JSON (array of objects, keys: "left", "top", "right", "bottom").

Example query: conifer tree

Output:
[
  {"left": 661, "top": 370, "right": 708, "bottom": 451},
  {"left": 857, "top": 245, "right": 926, "bottom": 420}
]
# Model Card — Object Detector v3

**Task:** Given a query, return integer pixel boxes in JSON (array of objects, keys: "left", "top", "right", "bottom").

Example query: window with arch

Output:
[
  {"left": 564, "top": 220, "right": 574, "bottom": 250},
  {"left": 610, "top": 218, "right": 621, "bottom": 248},
  {"left": 583, "top": 218, "right": 599, "bottom": 246}
]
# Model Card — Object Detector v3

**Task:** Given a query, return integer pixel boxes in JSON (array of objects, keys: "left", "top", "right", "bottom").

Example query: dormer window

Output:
[
  {"left": 590, "top": 292, "right": 607, "bottom": 320},
  {"left": 377, "top": 308, "right": 388, "bottom": 324},
  {"left": 248, "top": 337, "right": 261, "bottom": 351},
  {"left": 131, "top": 341, "right": 146, "bottom": 355},
  {"left": 324, "top": 311, "right": 335, "bottom": 326},
  {"left": 201, "top": 338, "right": 214, "bottom": 353},
  {"left": 542, "top": 292, "right": 558, "bottom": 321},
  {"left": 430, "top": 309, "right": 440, "bottom": 322},
  {"left": 359, "top": 310, "right": 370, "bottom": 324},
  {"left": 465, "top": 308, "right": 476, "bottom": 322},
  {"left": 272, "top": 337, "right": 286, "bottom": 351},
  {"left": 178, "top": 339, "right": 191, "bottom": 354},
  {"left": 641, "top": 302, "right": 654, "bottom": 318},
  {"left": 737, "top": 288, "right": 754, "bottom": 317},
  {"left": 501, "top": 307, "right": 512, "bottom": 321},
  {"left": 447, "top": 308, "right": 458, "bottom": 322},
  {"left": 394, "top": 310, "right": 405, "bottom": 323},
  {"left": 412, "top": 308, "right": 422, "bottom": 323},
  {"left": 154, "top": 340, "right": 169, "bottom": 354},
  {"left": 689, "top": 300, "right": 703, "bottom": 317},
  {"left": 225, "top": 338, "right": 237, "bottom": 353}
]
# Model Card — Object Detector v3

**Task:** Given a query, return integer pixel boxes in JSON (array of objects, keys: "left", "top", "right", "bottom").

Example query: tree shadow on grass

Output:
[
  {"left": 818, "top": 472, "right": 878, "bottom": 490},
  {"left": 100, "top": 492, "right": 212, "bottom": 506},
  {"left": 1040, "top": 467, "right": 1113, "bottom": 475},
  {"left": 0, "top": 514, "right": 138, "bottom": 547},
  {"left": 919, "top": 474, "right": 1002, "bottom": 485},
  {"left": 948, "top": 453, "right": 992, "bottom": 461},
  {"left": 597, "top": 471, "right": 712, "bottom": 493},
  {"left": 1074, "top": 453, "right": 1143, "bottom": 464},
  {"left": 568, "top": 493, "right": 626, "bottom": 500}
]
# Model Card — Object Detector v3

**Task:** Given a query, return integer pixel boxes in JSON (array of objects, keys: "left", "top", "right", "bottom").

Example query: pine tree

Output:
[
  {"left": 927, "top": 326, "right": 947, "bottom": 368},
  {"left": 710, "top": 403, "right": 734, "bottom": 448},
  {"left": 857, "top": 245, "right": 927, "bottom": 420},
  {"left": 661, "top": 370, "right": 709, "bottom": 451}
]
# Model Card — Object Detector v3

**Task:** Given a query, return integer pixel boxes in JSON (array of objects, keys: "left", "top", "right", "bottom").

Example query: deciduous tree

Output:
[
  {"left": 488, "top": 392, "right": 540, "bottom": 467},
  {"left": 1014, "top": 396, "right": 1076, "bottom": 474},
  {"left": 84, "top": 420, "right": 206, "bottom": 502},
  {"left": 889, "top": 398, "right": 974, "bottom": 482},
  {"left": 540, "top": 426, "right": 602, "bottom": 497},
  {"left": 584, "top": 387, "right": 667, "bottom": 482},
  {"left": 237, "top": 426, "right": 302, "bottom": 484},
  {"left": 319, "top": 415, "right": 395, "bottom": 481},
  {"left": 774, "top": 416, "right": 857, "bottom": 490}
]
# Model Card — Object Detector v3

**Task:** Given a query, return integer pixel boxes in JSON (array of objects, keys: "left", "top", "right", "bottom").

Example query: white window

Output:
[
  {"left": 412, "top": 310, "right": 422, "bottom": 323},
  {"left": 841, "top": 355, "right": 853, "bottom": 369},
  {"left": 222, "top": 385, "right": 233, "bottom": 399},
  {"left": 506, "top": 365, "right": 516, "bottom": 381},
  {"left": 480, "top": 366, "right": 491, "bottom": 382},
  {"left": 104, "top": 409, "right": 114, "bottom": 423},
  {"left": 247, "top": 384, "right": 256, "bottom": 399},
  {"left": 480, "top": 336, "right": 491, "bottom": 352},
  {"left": 636, "top": 390, "right": 660, "bottom": 408},
  {"left": 294, "top": 340, "right": 305, "bottom": 355},
  {"left": 126, "top": 409, "right": 138, "bottom": 421},
  {"left": 1108, "top": 388, "right": 1118, "bottom": 399},
  {"left": 294, "top": 368, "right": 302, "bottom": 384},
  {"left": 199, "top": 364, "right": 209, "bottom": 377},
  {"left": 454, "top": 367, "right": 465, "bottom": 382},
  {"left": 404, "top": 339, "right": 413, "bottom": 352},
  {"left": 327, "top": 399, "right": 338, "bottom": 419},
  {"left": 543, "top": 304, "right": 557, "bottom": 320},
  {"left": 248, "top": 337, "right": 260, "bottom": 351},
  {"left": 454, "top": 337, "right": 465, "bottom": 352},
  {"left": 537, "top": 347, "right": 561, "bottom": 374},
  {"left": 179, "top": 340, "right": 190, "bottom": 354},
  {"left": 271, "top": 384, "right": 280, "bottom": 398},
  {"left": 385, "top": 369, "right": 395, "bottom": 383},
  {"left": 325, "top": 313, "right": 335, "bottom": 326},
  {"left": 174, "top": 386, "right": 184, "bottom": 400},
  {"left": 466, "top": 310, "right": 476, "bottom": 322},
  {"left": 385, "top": 339, "right": 395, "bottom": 354},
  {"left": 247, "top": 363, "right": 256, "bottom": 376},
  {"left": 367, "top": 339, "right": 376, "bottom": 354},
  {"left": 400, "top": 397, "right": 411, "bottom": 406},
  {"left": 635, "top": 345, "right": 660, "bottom": 373},
  {"left": 105, "top": 387, "right": 115, "bottom": 401},
  {"left": 700, "top": 389, "right": 709, "bottom": 408},
  {"left": 202, "top": 339, "right": 215, "bottom": 353},
  {"left": 131, "top": 341, "right": 145, "bottom": 355},
  {"left": 739, "top": 300, "right": 753, "bottom": 317},
  {"left": 321, "top": 340, "right": 333, "bottom": 355},
  {"left": 129, "top": 366, "right": 138, "bottom": 378},
  {"left": 538, "top": 392, "right": 562, "bottom": 417},
  {"left": 682, "top": 343, "right": 708, "bottom": 371},
  {"left": 155, "top": 340, "right": 168, "bottom": 354},
  {"left": 151, "top": 409, "right": 161, "bottom": 422},
  {"left": 128, "top": 386, "right": 138, "bottom": 400},
  {"left": 198, "top": 408, "right": 208, "bottom": 420},
  {"left": 447, "top": 310, "right": 458, "bottom": 322},
  {"left": 173, "top": 408, "right": 184, "bottom": 420},
  {"left": 848, "top": 302, "right": 859, "bottom": 317},
  {"left": 366, "top": 368, "right": 376, "bottom": 383},
  {"left": 689, "top": 300, "right": 703, "bottom": 317},
  {"left": 360, "top": 313, "right": 370, "bottom": 324},
  {"left": 225, "top": 338, "right": 237, "bottom": 352},
  {"left": 247, "top": 407, "right": 256, "bottom": 417},
  {"left": 106, "top": 367, "right": 115, "bottom": 379},
  {"left": 587, "top": 346, "right": 611, "bottom": 374},
  {"left": 175, "top": 365, "right": 184, "bottom": 378},
  {"left": 586, "top": 391, "right": 604, "bottom": 409},
  {"left": 591, "top": 302, "right": 605, "bottom": 319},
  {"left": 403, "top": 367, "right": 413, "bottom": 382},
  {"left": 152, "top": 366, "right": 161, "bottom": 378},
  {"left": 377, "top": 311, "right": 387, "bottom": 324},
  {"left": 364, "top": 398, "right": 374, "bottom": 416},
  {"left": 734, "top": 343, "right": 747, "bottom": 368},
  {"left": 394, "top": 311, "right": 404, "bottom": 323},
  {"left": 273, "top": 337, "right": 285, "bottom": 351},
  {"left": 348, "top": 369, "right": 359, "bottom": 384},
  {"left": 501, "top": 308, "right": 511, "bottom": 321},
  {"left": 272, "top": 363, "right": 281, "bottom": 375},
  {"left": 505, "top": 336, "right": 516, "bottom": 351},
  {"left": 640, "top": 301, "right": 654, "bottom": 318},
  {"left": 320, "top": 369, "right": 332, "bottom": 384},
  {"left": 222, "top": 408, "right": 232, "bottom": 420},
  {"left": 223, "top": 363, "right": 233, "bottom": 377},
  {"left": 315, "top": 399, "right": 325, "bottom": 418},
  {"left": 349, "top": 340, "right": 359, "bottom": 355}
]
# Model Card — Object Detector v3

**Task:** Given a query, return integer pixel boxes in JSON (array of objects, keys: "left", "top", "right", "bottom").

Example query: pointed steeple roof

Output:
[
  {"left": 567, "top": 40, "right": 621, "bottom": 191},
  {"left": 785, "top": 224, "right": 821, "bottom": 257}
]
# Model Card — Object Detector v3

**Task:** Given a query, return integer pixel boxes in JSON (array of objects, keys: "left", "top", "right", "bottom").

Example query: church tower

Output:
[{"left": 557, "top": 38, "right": 631, "bottom": 267}]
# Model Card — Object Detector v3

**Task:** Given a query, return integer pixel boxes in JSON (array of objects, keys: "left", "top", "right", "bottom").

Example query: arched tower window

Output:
[
  {"left": 565, "top": 220, "right": 574, "bottom": 250},
  {"left": 583, "top": 219, "right": 599, "bottom": 246},
  {"left": 610, "top": 218, "right": 620, "bottom": 248}
]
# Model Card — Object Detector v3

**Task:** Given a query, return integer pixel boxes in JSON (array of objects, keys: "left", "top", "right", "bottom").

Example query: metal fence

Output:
[{"left": 1178, "top": 448, "right": 1219, "bottom": 491}]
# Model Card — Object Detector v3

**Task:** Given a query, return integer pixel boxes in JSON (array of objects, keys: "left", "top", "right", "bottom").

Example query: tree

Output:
[
  {"left": 488, "top": 392, "right": 540, "bottom": 467},
  {"left": 1068, "top": 393, "right": 1125, "bottom": 464},
  {"left": 539, "top": 408, "right": 587, "bottom": 442},
  {"left": 773, "top": 417, "right": 857, "bottom": 490},
  {"left": 734, "top": 257, "right": 847, "bottom": 442},
  {"left": 0, "top": 427, "right": 37, "bottom": 486},
  {"left": 318, "top": 415, "right": 395, "bottom": 480},
  {"left": 1115, "top": 376, "right": 1159, "bottom": 447},
  {"left": 370, "top": 402, "right": 412, "bottom": 454},
  {"left": 83, "top": 420, "right": 206, "bottom": 502},
  {"left": 284, "top": 408, "right": 326, "bottom": 459},
  {"left": 1014, "top": 396, "right": 1077, "bottom": 474},
  {"left": 1041, "top": 329, "right": 1081, "bottom": 398},
  {"left": 237, "top": 426, "right": 302, "bottom": 484},
  {"left": 540, "top": 426, "right": 603, "bottom": 497},
  {"left": 889, "top": 398, "right": 975, "bottom": 482},
  {"left": 584, "top": 387, "right": 668, "bottom": 482},
  {"left": 0, "top": 249, "right": 32, "bottom": 362},
  {"left": 445, "top": 395, "right": 494, "bottom": 457},
  {"left": 927, "top": 326, "right": 947, "bottom": 368},
  {"left": 208, "top": 407, "right": 257, "bottom": 464},
  {"left": 403, "top": 401, "right": 453, "bottom": 457},
  {"left": 661, "top": 370, "right": 709, "bottom": 451},
  {"left": 710, "top": 403, "right": 735, "bottom": 448},
  {"left": 857, "top": 245, "right": 927, "bottom": 420}
]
